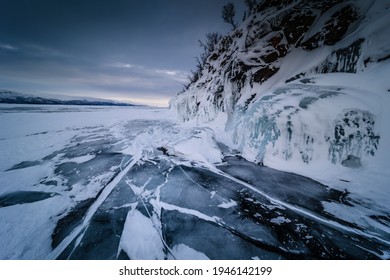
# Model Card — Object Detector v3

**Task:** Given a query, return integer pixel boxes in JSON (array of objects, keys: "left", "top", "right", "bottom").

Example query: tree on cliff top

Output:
[{"left": 222, "top": 2, "right": 237, "bottom": 30}]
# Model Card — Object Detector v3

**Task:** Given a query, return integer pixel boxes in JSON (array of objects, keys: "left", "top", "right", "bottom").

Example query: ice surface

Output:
[
  {"left": 0, "top": 191, "right": 58, "bottom": 207},
  {"left": 0, "top": 105, "right": 389, "bottom": 259}
]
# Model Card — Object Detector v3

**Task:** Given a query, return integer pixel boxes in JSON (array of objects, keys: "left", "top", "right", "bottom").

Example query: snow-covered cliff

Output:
[{"left": 170, "top": 0, "right": 390, "bottom": 172}]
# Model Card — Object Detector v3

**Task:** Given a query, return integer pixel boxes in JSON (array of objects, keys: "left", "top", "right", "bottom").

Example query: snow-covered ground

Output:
[{"left": 0, "top": 104, "right": 389, "bottom": 259}]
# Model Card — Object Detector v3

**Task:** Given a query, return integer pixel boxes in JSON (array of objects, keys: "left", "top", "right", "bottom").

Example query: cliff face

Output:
[{"left": 170, "top": 0, "right": 390, "bottom": 167}]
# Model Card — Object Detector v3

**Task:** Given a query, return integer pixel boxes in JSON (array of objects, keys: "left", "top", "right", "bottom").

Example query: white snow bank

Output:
[
  {"left": 0, "top": 195, "right": 71, "bottom": 259},
  {"left": 169, "top": 128, "right": 223, "bottom": 165}
]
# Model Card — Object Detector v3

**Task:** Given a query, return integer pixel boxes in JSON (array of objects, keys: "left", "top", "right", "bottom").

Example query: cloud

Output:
[
  {"left": 0, "top": 0, "right": 245, "bottom": 105},
  {"left": 0, "top": 44, "right": 19, "bottom": 51},
  {"left": 0, "top": 53, "right": 186, "bottom": 106},
  {"left": 155, "top": 69, "right": 188, "bottom": 83},
  {"left": 110, "top": 62, "right": 135, "bottom": 69},
  {"left": 0, "top": 42, "right": 73, "bottom": 64},
  {"left": 110, "top": 62, "right": 188, "bottom": 79},
  {"left": 106, "top": 61, "right": 188, "bottom": 85},
  {"left": 23, "top": 44, "right": 71, "bottom": 58}
]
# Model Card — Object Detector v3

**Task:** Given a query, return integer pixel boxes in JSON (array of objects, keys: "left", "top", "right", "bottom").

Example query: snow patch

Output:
[
  {"left": 0, "top": 195, "right": 70, "bottom": 259},
  {"left": 119, "top": 209, "right": 165, "bottom": 260},
  {"left": 218, "top": 199, "right": 237, "bottom": 209},
  {"left": 168, "top": 244, "right": 210, "bottom": 260},
  {"left": 63, "top": 154, "right": 96, "bottom": 164},
  {"left": 169, "top": 128, "right": 223, "bottom": 165}
]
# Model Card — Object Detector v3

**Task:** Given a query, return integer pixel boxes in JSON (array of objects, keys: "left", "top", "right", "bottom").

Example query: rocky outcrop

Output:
[{"left": 170, "top": 0, "right": 389, "bottom": 167}]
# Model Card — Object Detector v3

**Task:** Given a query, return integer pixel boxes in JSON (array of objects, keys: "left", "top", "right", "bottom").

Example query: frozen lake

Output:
[{"left": 0, "top": 104, "right": 389, "bottom": 259}]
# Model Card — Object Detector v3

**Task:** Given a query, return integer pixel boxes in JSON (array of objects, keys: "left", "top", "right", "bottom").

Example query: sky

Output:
[{"left": 0, "top": 0, "right": 245, "bottom": 107}]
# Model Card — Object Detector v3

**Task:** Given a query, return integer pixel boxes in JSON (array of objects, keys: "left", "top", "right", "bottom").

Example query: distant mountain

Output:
[{"left": 0, "top": 90, "right": 137, "bottom": 106}]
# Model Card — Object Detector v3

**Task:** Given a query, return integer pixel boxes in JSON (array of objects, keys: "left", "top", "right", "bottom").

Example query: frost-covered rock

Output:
[
  {"left": 341, "top": 155, "right": 361, "bottom": 168},
  {"left": 328, "top": 109, "right": 380, "bottom": 165},
  {"left": 170, "top": 0, "right": 390, "bottom": 167}
]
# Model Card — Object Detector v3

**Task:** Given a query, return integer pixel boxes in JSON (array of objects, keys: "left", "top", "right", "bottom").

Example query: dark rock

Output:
[
  {"left": 316, "top": 39, "right": 365, "bottom": 74},
  {"left": 256, "top": 0, "right": 294, "bottom": 13},
  {"left": 285, "top": 72, "right": 306, "bottom": 83},
  {"left": 301, "top": 6, "right": 359, "bottom": 50},
  {"left": 209, "top": 52, "right": 219, "bottom": 61},
  {"left": 281, "top": 11, "right": 316, "bottom": 46},
  {"left": 157, "top": 146, "right": 169, "bottom": 155},
  {"left": 341, "top": 155, "right": 361, "bottom": 168},
  {"left": 252, "top": 66, "right": 280, "bottom": 84},
  {"left": 261, "top": 51, "right": 279, "bottom": 63},
  {"left": 378, "top": 54, "right": 390, "bottom": 63}
]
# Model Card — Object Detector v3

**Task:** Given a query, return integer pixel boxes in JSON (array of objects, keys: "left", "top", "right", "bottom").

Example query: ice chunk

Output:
[
  {"left": 169, "top": 244, "right": 210, "bottom": 260},
  {"left": 170, "top": 128, "right": 223, "bottom": 165},
  {"left": 119, "top": 209, "right": 165, "bottom": 260},
  {"left": 218, "top": 199, "right": 238, "bottom": 209}
]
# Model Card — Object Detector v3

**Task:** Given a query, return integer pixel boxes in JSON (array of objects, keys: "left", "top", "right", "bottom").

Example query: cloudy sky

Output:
[{"left": 0, "top": 0, "right": 245, "bottom": 106}]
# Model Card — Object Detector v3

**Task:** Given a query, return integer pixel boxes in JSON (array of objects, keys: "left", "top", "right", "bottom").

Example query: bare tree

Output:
[
  {"left": 181, "top": 32, "right": 223, "bottom": 92},
  {"left": 244, "top": 0, "right": 257, "bottom": 14},
  {"left": 198, "top": 32, "right": 223, "bottom": 62},
  {"left": 222, "top": 2, "right": 237, "bottom": 29}
]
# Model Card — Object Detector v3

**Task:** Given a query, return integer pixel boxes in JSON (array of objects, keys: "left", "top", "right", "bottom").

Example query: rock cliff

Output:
[{"left": 170, "top": 0, "right": 389, "bottom": 167}]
